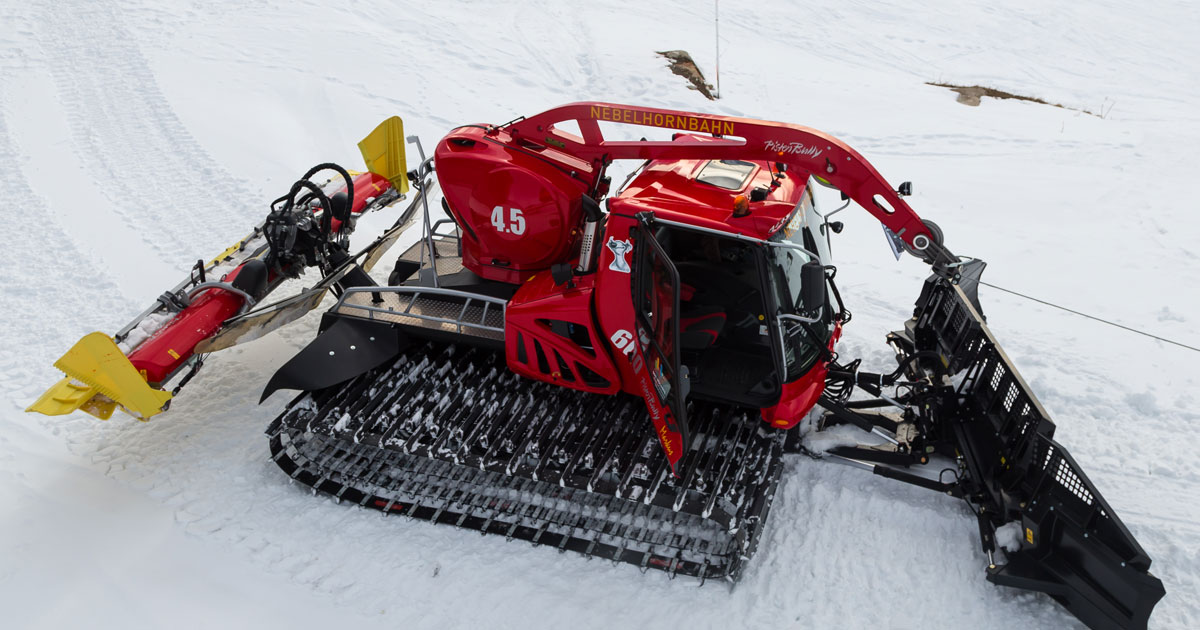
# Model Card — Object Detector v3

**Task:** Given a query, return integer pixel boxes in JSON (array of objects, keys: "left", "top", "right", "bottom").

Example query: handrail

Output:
[{"left": 336, "top": 286, "right": 506, "bottom": 335}]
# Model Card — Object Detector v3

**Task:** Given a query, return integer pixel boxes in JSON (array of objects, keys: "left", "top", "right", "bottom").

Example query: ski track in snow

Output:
[
  {"left": 0, "top": 22, "right": 132, "bottom": 409},
  {"left": 2, "top": 1, "right": 1199, "bottom": 628},
  {"left": 31, "top": 1, "right": 259, "bottom": 270}
]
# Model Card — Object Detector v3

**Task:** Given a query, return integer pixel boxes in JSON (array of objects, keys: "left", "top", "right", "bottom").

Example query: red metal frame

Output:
[
  {"left": 115, "top": 102, "right": 936, "bottom": 475},
  {"left": 504, "top": 102, "right": 934, "bottom": 247}
]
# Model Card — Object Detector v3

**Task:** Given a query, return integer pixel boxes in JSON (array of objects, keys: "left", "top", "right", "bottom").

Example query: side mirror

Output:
[
  {"left": 897, "top": 181, "right": 913, "bottom": 196},
  {"left": 800, "top": 261, "right": 826, "bottom": 313}
]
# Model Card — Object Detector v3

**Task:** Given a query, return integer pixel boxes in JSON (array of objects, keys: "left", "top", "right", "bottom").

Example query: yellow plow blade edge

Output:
[
  {"left": 357, "top": 115, "right": 409, "bottom": 195},
  {"left": 26, "top": 332, "right": 172, "bottom": 421}
]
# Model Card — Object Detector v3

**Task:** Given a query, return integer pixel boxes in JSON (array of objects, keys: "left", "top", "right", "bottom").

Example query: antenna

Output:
[{"left": 714, "top": 0, "right": 721, "bottom": 99}]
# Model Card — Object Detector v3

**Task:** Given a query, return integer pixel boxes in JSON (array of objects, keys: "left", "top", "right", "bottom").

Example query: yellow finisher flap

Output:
[
  {"left": 27, "top": 377, "right": 116, "bottom": 419},
  {"left": 357, "top": 116, "right": 409, "bottom": 195},
  {"left": 26, "top": 332, "right": 172, "bottom": 421}
]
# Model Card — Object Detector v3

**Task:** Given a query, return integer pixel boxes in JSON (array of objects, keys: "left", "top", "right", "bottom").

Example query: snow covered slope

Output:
[{"left": 2, "top": 0, "right": 1197, "bottom": 628}]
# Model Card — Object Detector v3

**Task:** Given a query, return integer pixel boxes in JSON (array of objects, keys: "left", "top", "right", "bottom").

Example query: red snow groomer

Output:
[{"left": 29, "top": 104, "right": 1163, "bottom": 630}]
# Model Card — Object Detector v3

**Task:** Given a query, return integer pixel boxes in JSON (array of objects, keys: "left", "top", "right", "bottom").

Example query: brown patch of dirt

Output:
[
  {"left": 658, "top": 50, "right": 716, "bottom": 100},
  {"left": 926, "top": 82, "right": 1098, "bottom": 116}
]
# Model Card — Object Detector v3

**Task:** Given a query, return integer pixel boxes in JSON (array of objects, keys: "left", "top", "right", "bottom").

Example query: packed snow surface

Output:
[{"left": 2, "top": 1, "right": 1198, "bottom": 628}]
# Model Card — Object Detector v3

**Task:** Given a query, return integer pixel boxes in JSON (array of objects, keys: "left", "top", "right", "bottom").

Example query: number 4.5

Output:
[{"left": 490, "top": 206, "right": 526, "bottom": 235}]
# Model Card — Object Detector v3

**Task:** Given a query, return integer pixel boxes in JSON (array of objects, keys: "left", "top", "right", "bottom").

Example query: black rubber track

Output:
[{"left": 266, "top": 341, "right": 786, "bottom": 581}]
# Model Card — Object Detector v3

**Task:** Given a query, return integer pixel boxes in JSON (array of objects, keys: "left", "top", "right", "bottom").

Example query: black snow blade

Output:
[
  {"left": 910, "top": 276, "right": 1165, "bottom": 630},
  {"left": 985, "top": 434, "right": 1167, "bottom": 630}
]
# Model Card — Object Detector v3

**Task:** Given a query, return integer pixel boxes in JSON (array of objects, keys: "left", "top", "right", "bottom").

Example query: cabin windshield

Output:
[{"left": 767, "top": 190, "right": 832, "bottom": 379}]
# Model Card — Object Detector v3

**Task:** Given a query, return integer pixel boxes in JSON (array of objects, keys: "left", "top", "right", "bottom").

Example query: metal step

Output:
[
  {"left": 397, "top": 234, "right": 464, "bottom": 276},
  {"left": 333, "top": 287, "right": 505, "bottom": 343}
]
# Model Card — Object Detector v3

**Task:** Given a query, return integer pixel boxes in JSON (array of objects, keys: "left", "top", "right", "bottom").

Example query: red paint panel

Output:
[
  {"left": 505, "top": 272, "right": 620, "bottom": 395},
  {"left": 760, "top": 323, "right": 843, "bottom": 429},
  {"left": 434, "top": 126, "right": 595, "bottom": 284}
]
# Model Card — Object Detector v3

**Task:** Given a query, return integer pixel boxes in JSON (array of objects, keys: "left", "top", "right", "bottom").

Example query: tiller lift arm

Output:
[{"left": 27, "top": 117, "right": 414, "bottom": 420}]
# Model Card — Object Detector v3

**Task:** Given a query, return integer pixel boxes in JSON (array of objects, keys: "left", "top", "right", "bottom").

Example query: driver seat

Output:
[{"left": 680, "top": 305, "right": 726, "bottom": 351}]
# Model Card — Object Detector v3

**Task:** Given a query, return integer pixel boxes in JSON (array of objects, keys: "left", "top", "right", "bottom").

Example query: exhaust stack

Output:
[{"left": 576, "top": 195, "right": 603, "bottom": 273}]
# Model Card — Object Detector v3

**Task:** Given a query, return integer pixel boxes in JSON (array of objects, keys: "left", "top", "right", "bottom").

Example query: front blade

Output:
[
  {"left": 986, "top": 436, "right": 1167, "bottom": 630},
  {"left": 912, "top": 278, "right": 1164, "bottom": 630}
]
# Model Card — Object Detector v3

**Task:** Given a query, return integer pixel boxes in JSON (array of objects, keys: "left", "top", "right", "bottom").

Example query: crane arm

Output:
[{"left": 503, "top": 102, "right": 952, "bottom": 264}]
